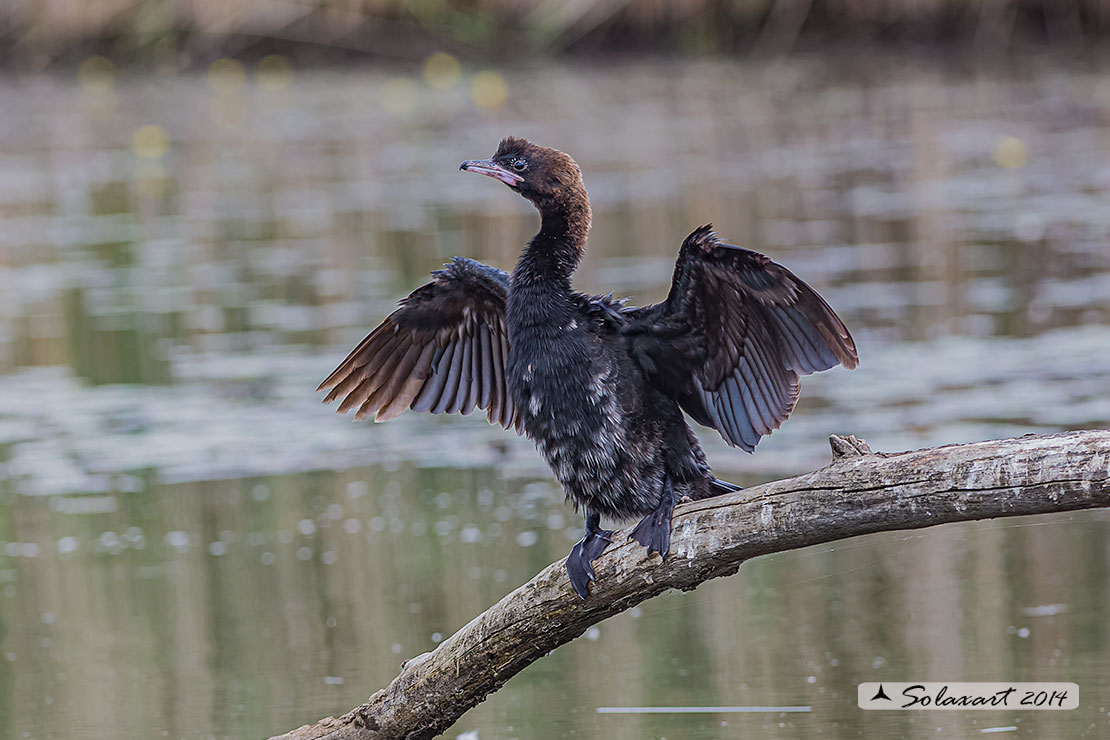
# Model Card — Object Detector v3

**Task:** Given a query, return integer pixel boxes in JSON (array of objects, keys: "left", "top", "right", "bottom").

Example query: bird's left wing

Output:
[
  {"left": 317, "top": 257, "right": 518, "bottom": 430},
  {"left": 624, "top": 225, "right": 857, "bottom": 451}
]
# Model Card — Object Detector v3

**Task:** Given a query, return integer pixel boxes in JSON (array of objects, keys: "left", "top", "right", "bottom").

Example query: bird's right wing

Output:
[{"left": 317, "top": 257, "right": 519, "bottom": 431}]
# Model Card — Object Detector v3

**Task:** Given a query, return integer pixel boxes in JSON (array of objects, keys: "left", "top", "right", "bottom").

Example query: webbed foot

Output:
[
  {"left": 629, "top": 477, "right": 676, "bottom": 558},
  {"left": 629, "top": 502, "right": 673, "bottom": 558},
  {"left": 566, "top": 527, "right": 614, "bottom": 599}
]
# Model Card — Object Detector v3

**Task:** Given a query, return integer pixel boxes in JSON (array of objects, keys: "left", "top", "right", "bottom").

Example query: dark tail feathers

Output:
[{"left": 709, "top": 477, "right": 742, "bottom": 495}]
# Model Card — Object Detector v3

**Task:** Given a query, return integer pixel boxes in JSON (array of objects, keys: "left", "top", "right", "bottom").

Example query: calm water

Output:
[{"left": 1, "top": 55, "right": 1109, "bottom": 739}]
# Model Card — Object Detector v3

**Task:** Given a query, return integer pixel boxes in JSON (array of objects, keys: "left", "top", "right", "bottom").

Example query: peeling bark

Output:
[{"left": 268, "top": 430, "right": 1110, "bottom": 740}]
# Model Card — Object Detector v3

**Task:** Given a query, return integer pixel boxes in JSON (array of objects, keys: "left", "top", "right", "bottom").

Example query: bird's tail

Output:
[{"left": 709, "top": 477, "right": 742, "bottom": 496}]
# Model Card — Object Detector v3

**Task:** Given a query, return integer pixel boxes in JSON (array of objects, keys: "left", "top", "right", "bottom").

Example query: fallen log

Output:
[{"left": 268, "top": 430, "right": 1110, "bottom": 740}]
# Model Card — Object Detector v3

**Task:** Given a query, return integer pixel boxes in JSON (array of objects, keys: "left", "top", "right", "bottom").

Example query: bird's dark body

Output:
[
  {"left": 506, "top": 276, "right": 709, "bottom": 521},
  {"left": 319, "top": 137, "right": 858, "bottom": 599}
]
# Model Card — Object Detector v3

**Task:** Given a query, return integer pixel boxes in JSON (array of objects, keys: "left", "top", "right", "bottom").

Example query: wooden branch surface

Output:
[{"left": 269, "top": 430, "right": 1110, "bottom": 740}]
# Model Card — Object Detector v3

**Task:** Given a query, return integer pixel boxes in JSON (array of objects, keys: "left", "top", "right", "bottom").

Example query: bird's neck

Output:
[{"left": 513, "top": 189, "right": 591, "bottom": 288}]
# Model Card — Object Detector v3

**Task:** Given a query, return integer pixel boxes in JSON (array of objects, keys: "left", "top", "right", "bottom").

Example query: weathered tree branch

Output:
[{"left": 269, "top": 430, "right": 1110, "bottom": 740}]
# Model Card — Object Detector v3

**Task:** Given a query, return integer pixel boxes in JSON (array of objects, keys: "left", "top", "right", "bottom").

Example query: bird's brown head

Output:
[{"left": 460, "top": 137, "right": 591, "bottom": 243}]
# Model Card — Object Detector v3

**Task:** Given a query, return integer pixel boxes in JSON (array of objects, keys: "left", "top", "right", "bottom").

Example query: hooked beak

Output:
[{"left": 459, "top": 158, "right": 524, "bottom": 187}]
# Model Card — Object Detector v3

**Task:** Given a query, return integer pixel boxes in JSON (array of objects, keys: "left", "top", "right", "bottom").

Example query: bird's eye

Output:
[{"left": 511, "top": 158, "right": 527, "bottom": 172}]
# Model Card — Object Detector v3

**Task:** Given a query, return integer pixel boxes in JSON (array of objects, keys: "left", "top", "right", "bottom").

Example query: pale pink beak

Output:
[{"left": 459, "top": 158, "right": 524, "bottom": 186}]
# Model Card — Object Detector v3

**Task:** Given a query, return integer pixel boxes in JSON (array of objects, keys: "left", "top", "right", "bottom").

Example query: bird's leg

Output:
[
  {"left": 629, "top": 474, "right": 676, "bottom": 558},
  {"left": 566, "top": 510, "right": 614, "bottom": 600}
]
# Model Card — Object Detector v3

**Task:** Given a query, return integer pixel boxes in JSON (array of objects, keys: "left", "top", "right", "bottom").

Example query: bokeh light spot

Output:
[
  {"left": 381, "top": 78, "right": 418, "bottom": 115},
  {"left": 423, "top": 52, "right": 461, "bottom": 90},
  {"left": 257, "top": 55, "right": 294, "bottom": 91},
  {"left": 992, "top": 136, "right": 1029, "bottom": 169},
  {"left": 208, "top": 58, "right": 246, "bottom": 95},
  {"left": 131, "top": 125, "right": 169, "bottom": 159},
  {"left": 78, "top": 56, "right": 115, "bottom": 92},
  {"left": 471, "top": 71, "right": 508, "bottom": 110}
]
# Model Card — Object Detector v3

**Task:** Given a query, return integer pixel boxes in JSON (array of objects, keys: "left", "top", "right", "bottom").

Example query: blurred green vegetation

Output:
[{"left": 3, "top": 0, "right": 1109, "bottom": 68}]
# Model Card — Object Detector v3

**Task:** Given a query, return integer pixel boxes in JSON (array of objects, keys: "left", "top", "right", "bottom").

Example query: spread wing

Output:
[
  {"left": 625, "top": 225, "right": 857, "bottom": 451},
  {"left": 317, "top": 257, "right": 518, "bottom": 430}
]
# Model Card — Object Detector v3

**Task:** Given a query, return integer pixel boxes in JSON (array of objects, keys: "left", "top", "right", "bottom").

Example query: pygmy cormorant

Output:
[{"left": 318, "top": 138, "right": 858, "bottom": 599}]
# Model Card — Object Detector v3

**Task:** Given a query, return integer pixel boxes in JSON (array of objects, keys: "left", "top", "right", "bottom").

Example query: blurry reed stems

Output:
[{"left": 2, "top": 0, "right": 1107, "bottom": 67}]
